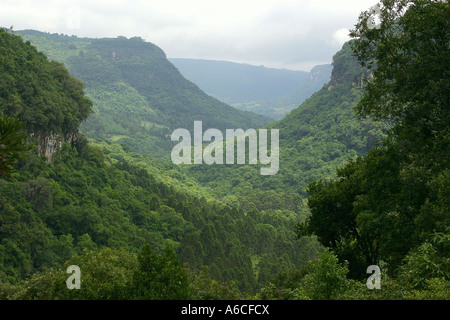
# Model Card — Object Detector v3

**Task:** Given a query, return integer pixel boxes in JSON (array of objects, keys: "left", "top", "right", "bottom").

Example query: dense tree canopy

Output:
[
  {"left": 0, "top": 116, "right": 31, "bottom": 180},
  {"left": 1, "top": 1, "right": 448, "bottom": 300},
  {"left": 299, "top": 0, "right": 449, "bottom": 283},
  {"left": 0, "top": 28, "right": 92, "bottom": 137}
]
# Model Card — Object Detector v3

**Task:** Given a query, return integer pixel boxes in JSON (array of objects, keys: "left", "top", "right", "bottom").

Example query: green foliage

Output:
[
  {"left": 13, "top": 247, "right": 137, "bottom": 300},
  {"left": 2, "top": 2, "right": 447, "bottom": 300},
  {"left": 0, "top": 115, "right": 32, "bottom": 180},
  {"left": 256, "top": 249, "right": 350, "bottom": 300},
  {"left": 5, "top": 246, "right": 247, "bottom": 300},
  {"left": 256, "top": 249, "right": 449, "bottom": 300},
  {"left": 300, "top": 0, "right": 449, "bottom": 292},
  {"left": 398, "top": 231, "right": 450, "bottom": 289},
  {"left": 131, "top": 244, "right": 190, "bottom": 300},
  {"left": 300, "top": 250, "right": 350, "bottom": 300},
  {"left": 0, "top": 136, "right": 321, "bottom": 296},
  {"left": 188, "top": 266, "right": 241, "bottom": 300},
  {"left": 350, "top": 0, "right": 449, "bottom": 126},
  {"left": 404, "top": 278, "right": 450, "bottom": 300},
  {"left": 187, "top": 41, "right": 388, "bottom": 201},
  {"left": 0, "top": 29, "right": 92, "bottom": 137}
]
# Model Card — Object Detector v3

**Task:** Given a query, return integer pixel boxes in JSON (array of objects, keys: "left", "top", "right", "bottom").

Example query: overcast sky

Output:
[{"left": 1, "top": 0, "right": 379, "bottom": 71}]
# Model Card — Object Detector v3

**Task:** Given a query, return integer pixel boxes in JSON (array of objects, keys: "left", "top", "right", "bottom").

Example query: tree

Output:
[
  {"left": 11, "top": 248, "right": 137, "bottom": 300},
  {"left": 188, "top": 266, "right": 241, "bottom": 300},
  {"left": 398, "top": 230, "right": 450, "bottom": 289},
  {"left": 350, "top": 0, "right": 449, "bottom": 125},
  {"left": 301, "top": 249, "right": 350, "bottom": 300},
  {"left": 349, "top": 0, "right": 450, "bottom": 267},
  {"left": 0, "top": 116, "right": 31, "bottom": 180},
  {"left": 299, "top": 0, "right": 449, "bottom": 278},
  {"left": 131, "top": 244, "right": 190, "bottom": 300},
  {"left": 298, "top": 158, "right": 376, "bottom": 278},
  {"left": 350, "top": 0, "right": 449, "bottom": 169}
]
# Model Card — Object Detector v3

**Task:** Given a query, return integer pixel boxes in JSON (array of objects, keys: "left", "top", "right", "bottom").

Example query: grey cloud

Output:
[{"left": 1, "top": 0, "right": 376, "bottom": 71}]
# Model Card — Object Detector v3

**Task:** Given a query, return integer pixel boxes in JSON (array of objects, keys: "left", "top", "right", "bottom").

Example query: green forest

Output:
[{"left": 0, "top": 0, "right": 449, "bottom": 301}]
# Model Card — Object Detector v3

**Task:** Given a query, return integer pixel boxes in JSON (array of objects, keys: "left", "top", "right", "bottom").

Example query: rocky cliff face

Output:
[
  {"left": 326, "top": 41, "right": 373, "bottom": 93},
  {"left": 308, "top": 64, "right": 332, "bottom": 83},
  {"left": 36, "top": 130, "right": 79, "bottom": 162}
]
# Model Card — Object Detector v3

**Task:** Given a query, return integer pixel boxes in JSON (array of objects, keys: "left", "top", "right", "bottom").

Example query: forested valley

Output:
[{"left": 0, "top": 0, "right": 448, "bottom": 301}]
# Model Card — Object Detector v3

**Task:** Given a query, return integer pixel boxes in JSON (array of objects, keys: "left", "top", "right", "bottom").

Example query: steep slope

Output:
[
  {"left": 0, "top": 29, "right": 317, "bottom": 295},
  {"left": 170, "top": 58, "right": 331, "bottom": 119},
  {"left": 186, "top": 41, "right": 389, "bottom": 199},
  {"left": 16, "top": 30, "right": 272, "bottom": 157},
  {"left": 0, "top": 29, "right": 92, "bottom": 161}
]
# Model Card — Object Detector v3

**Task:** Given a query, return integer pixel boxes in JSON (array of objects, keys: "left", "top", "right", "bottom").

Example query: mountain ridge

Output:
[
  {"left": 170, "top": 58, "right": 332, "bottom": 119},
  {"left": 15, "top": 29, "right": 272, "bottom": 157}
]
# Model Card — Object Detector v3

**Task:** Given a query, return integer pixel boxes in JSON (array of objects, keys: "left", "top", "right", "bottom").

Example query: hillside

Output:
[
  {"left": 0, "top": 28, "right": 92, "bottom": 161},
  {"left": 186, "top": 41, "right": 389, "bottom": 200},
  {"left": 0, "top": 28, "right": 317, "bottom": 297},
  {"left": 16, "top": 30, "right": 272, "bottom": 157},
  {"left": 1, "top": 0, "right": 448, "bottom": 303},
  {"left": 170, "top": 58, "right": 331, "bottom": 119}
]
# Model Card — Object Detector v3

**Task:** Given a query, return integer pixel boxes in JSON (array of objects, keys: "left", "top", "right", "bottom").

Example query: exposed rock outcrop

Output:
[{"left": 36, "top": 130, "right": 79, "bottom": 162}]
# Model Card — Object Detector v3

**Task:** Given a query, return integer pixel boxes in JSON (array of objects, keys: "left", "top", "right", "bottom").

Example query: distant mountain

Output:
[
  {"left": 16, "top": 30, "right": 272, "bottom": 157},
  {"left": 170, "top": 58, "right": 332, "bottom": 119},
  {"left": 254, "top": 64, "right": 333, "bottom": 119},
  {"left": 169, "top": 58, "right": 310, "bottom": 103}
]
